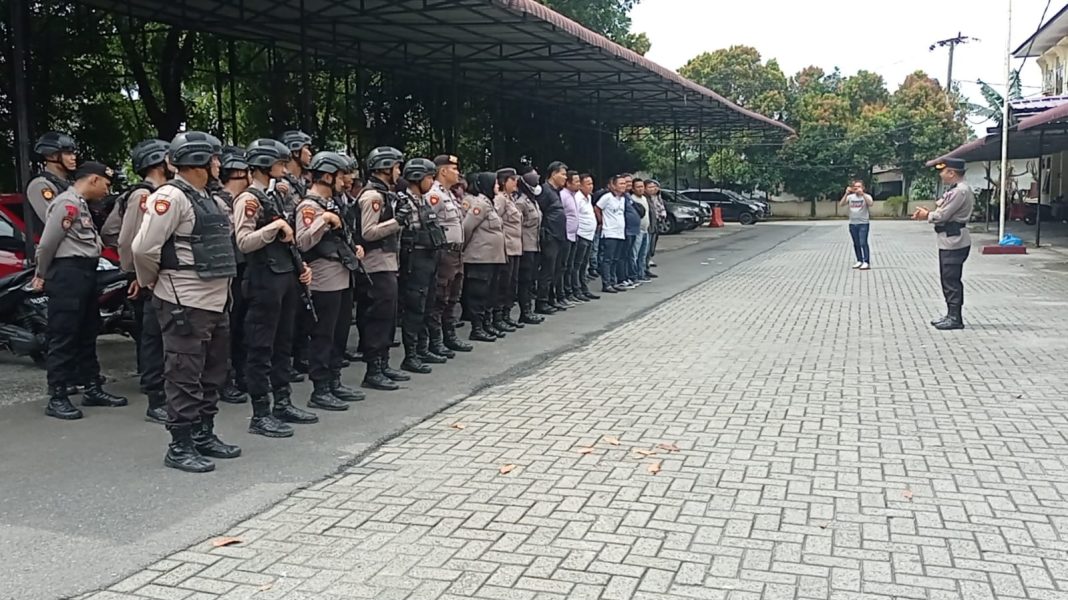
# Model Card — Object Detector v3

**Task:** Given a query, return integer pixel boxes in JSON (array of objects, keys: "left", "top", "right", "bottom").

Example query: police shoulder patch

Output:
[
  {"left": 462, "top": 201, "right": 470, "bottom": 210},
  {"left": 154, "top": 198, "right": 171, "bottom": 215},
  {"left": 429, "top": 194, "right": 440, "bottom": 206},
  {"left": 139, "top": 195, "right": 148, "bottom": 213},
  {"left": 42, "top": 188, "right": 55, "bottom": 201},
  {"left": 372, "top": 201, "right": 381, "bottom": 212},
  {"left": 473, "top": 207, "right": 481, "bottom": 216},
  {"left": 243, "top": 197, "right": 260, "bottom": 218},
  {"left": 301, "top": 206, "right": 316, "bottom": 226}
]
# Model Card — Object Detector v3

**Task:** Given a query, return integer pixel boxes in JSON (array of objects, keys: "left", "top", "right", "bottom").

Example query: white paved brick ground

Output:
[{"left": 81, "top": 222, "right": 1068, "bottom": 600}]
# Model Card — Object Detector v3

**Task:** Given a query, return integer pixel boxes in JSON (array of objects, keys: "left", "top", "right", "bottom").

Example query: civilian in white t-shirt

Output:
[{"left": 595, "top": 175, "right": 628, "bottom": 293}]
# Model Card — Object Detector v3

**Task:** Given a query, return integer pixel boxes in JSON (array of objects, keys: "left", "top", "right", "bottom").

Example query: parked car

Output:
[
  {"left": 660, "top": 189, "right": 711, "bottom": 222},
  {"left": 0, "top": 193, "right": 120, "bottom": 269},
  {"left": 0, "top": 210, "right": 26, "bottom": 278},
  {"left": 678, "top": 189, "right": 762, "bottom": 225},
  {"left": 659, "top": 199, "right": 701, "bottom": 234}
]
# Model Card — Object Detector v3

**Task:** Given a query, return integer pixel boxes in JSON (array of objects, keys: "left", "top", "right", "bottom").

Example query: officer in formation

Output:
[
  {"left": 515, "top": 168, "right": 545, "bottom": 325},
  {"left": 26, "top": 132, "right": 80, "bottom": 230},
  {"left": 33, "top": 161, "right": 128, "bottom": 420},
  {"left": 282, "top": 130, "right": 314, "bottom": 380},
  {"left": 294, "top": 151, "right": 366, "bottom": 410},
  {"left": 462, "top": 172, "right": 507, "bottom": 342},
  {"left": 913, "top": 158, "right": 974, "bottom": 331},
  {"left": 214, "top": 147, "right": 253, "bottom": 404},
  {"left": 354, "top": 147, "right": 413, "bottom": 390},
  {"left": 233, "top": 139, "right": 317, "bottom": 438},
  {"left": 396, "top": 158, "right": 448, "bottom": 374},
  {"left": 427, "top": 155, "right": 471, "bottom": 356},
  {"left": 493, "top": 168, "right": 524, "bottom": 333}
]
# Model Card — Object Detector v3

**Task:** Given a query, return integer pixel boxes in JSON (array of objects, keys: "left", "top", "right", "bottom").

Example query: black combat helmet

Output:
[
  {"left": 280, "top": 130, "right": 312, "bottom": 153},
  {"left": 34, "top": 131, "right": 78, "bottom": 157},
  {"left": 245, "top": 139, "right": 291, "bottom": 169},
  {"left": 402, "top": 158, "right": 437, "bottom": 183},
  {"left": 168, "top": 131, "right": 217, "bottom": 167},
  {"left": 365, "top": 147, "right": 404, "bottom": 173},
  {"left": 220, "top": 146, "right": 249, "bottom": 173},
  {"left": 308, "top": 151, "right": 351, "bottom": 175},
  {"left": 131, "top": 139, "right": 170, "bottom": 174}
]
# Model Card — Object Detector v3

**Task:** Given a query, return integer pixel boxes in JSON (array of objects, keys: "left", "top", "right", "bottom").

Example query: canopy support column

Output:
[
  {"left": 1037, "top": 129, "right": 1045, "bottom": 247},
  {"left": 672, "top": 116, "right": 679, "bottom": 193}
]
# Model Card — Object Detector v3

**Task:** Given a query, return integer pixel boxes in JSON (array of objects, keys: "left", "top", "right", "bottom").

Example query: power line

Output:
[{"left": 930, "top": 32, "right": 979, "bottom": 93}]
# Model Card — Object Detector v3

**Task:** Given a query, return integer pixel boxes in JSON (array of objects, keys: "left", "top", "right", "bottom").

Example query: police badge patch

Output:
[
  {"left": 154, "top": 198, "right": 171, "bottom": 215},
  {"left": 42, "top": 188, "right": 55, "bottom": 201},
  {"left": 301, "top": 207, "right": 316, "bottom": 226}
]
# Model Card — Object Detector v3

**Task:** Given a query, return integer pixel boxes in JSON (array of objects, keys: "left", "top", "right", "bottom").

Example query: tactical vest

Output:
[
  {"left": 40, "top": 170, "right": 72, "bottom": 193},
  {"left": 355, "top": 180, "right": 400, "bottom": 254},
  {"left": 214, "top": 189, "right": 246, "bottom": 266},
  {"left": 301, "top": 194, "right": 360, "bottom": 271},
  {"left": 116, "top": 181, "right": 156, "bottom": 220},
  {"left": 244, "top": 187, "right": 296, "bottom": 274},
  {"left": 159, "top": 180, "right": 238, "bottom": 279},
  {"left": 400, "top": 190, "right": 447, "bottom": 251}
]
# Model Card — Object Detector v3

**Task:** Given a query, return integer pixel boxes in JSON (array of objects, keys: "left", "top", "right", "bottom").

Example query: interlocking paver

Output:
[{"left": 75, "top": 223, "right": 1068, "bottom": 598}]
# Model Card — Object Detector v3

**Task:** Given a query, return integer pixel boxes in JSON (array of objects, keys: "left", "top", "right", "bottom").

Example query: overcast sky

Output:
[{"left": 630, "top": 0, "right": 1055, "bottom": 133}]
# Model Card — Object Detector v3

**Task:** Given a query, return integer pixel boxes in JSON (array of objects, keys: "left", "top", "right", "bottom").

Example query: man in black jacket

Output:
[{"left": 534, "top": 161, "right": 569, "bottom": 314}]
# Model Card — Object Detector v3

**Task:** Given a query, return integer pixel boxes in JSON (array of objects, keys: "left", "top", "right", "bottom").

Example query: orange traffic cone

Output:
[{"left": 708, "top": 207, "right": 724, "bottom": 228}]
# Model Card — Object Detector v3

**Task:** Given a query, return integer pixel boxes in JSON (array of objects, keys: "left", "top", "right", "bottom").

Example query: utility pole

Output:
[{"left": 930, "top": 32, "right": 979, "bottom": 93}]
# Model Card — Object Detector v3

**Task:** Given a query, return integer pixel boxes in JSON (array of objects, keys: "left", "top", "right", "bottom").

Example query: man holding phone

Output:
[{"left": 839, "top": 180, "right": 873, "bottom": 270}]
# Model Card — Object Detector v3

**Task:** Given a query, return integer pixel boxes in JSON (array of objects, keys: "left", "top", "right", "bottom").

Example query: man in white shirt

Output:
[
  {"left": 595, "top": 175, "right": 627, "bottom": 293},
  {"left": 571, "top": 173, "right": 600, "bottom": 300}
]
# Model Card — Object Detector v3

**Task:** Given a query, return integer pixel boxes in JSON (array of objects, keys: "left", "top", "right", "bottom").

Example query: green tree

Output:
[
  {"left": 538, "top": 0, "right": 650, "bottom": 54},
  {"left": 678, "top": 46, "right": 788, "bottom": 118},
  {"left": 965, "top": 71, "right": 1022, "bottom": 125},
  {"left": 889, "top": 71, "right": 969, "bottom": 195}
]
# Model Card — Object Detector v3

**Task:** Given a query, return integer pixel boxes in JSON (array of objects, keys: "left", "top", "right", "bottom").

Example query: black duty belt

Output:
[
  {"left": 446, "top": 243, "right": 463, "bottom": 252},
  {"left": 934, "top": 222, "right": 964, "bottom": 237}
]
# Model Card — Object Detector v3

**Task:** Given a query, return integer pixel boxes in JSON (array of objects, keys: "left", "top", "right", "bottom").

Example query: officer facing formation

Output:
[
  {"left": 913, "top": 158, "right": 974, "bottom": 331},
  {"left": 131, "top": 131, "right": 240, "bottom": 473},
  {"left": 233, "top": 138, "right": 317, "bottom": 438},
  {"left": 26, "top": 131, "right": 80, "bottom": 229},
  {"left": 354, "top": 147, "right": 413, "bottom": 390},
  {"left": 397, "top": 158, "right": 448, "bottom": 374},
  {"left": 33, "top": 161, "right": 128, "bottom": 420},
  {"left": 462, "top": 172, "right": 507, "bottom": 343},
  {"left": 294, "top": 151, "right": 366, "bottom": 411},
  {"left": 427, "top": 155, "right": 472, "bottom": 357}
]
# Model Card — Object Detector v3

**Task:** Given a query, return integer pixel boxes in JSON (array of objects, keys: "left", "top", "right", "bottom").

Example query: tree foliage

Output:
[{"left": 538, "top": 0, "right": 650, "bottom": 54}]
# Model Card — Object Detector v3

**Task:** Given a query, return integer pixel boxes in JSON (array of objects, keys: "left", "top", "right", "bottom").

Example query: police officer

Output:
[
  {"left": 132, "top": 131, "right": 240, "bottom": 473},
  {"left": 462, "top": 172, "right": 507, "bottom": 342},
  {"left": 114, "top": 139, "right": 172, "bottom": 423},
  {"left": 515, "top": 169, "right": 545, "bottom": 325},
  {"left": 397, "top": 158, "right": 448, "bottom": 374},
  {"left": 427, "top": 155, "right": 472, "bottom": 357},
  {"left": 26, "top": 132, "right": 79, "bottom": 229},
  {"left": 281, "top": 130, "right": 314, "bottom": 379},
  {"left": 233, "top": 139, "right": 317, "bottom": 438},
  {"left": 494, "top": 168, "right": 524, "bottom": 333},
  {"left": 355, "top": 147, "right": 413, "bottom": 390},
  {"left": 215, "top": 147, "right": 252, "bottom": 404},
  {"left": 295, "top": 151, "right": 366, "bottom": 411},
  {"left": 33, "top": 161, "right": 128, "bottom": 420},
  {"left": 913, "top": 158, "right": 975, "bottom": 331}
]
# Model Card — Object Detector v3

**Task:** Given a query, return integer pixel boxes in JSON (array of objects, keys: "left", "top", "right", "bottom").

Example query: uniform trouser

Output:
[
  {"left": 155, "top": 296, "right": 229, "bottom": 428},
  {"left": 136, "top": 290, "right": 165, "bottom": 393},
  {"left": 497, "top": 255, "right": 520, "bottom": 308},
  {"left": 570, "top": 238, "right": 593, "bottom": 295},
  {"left": 536, "top": 237, "right": 560, "bottom": 303},
  {"left": 463, "top": 263, "right": 497, "bottom": 319},
  {"left": 45, "top": 257, "right": 100, "bottom": 390},
  {"left": 229, "top": 264, "right": 248, "bottom": 384},
  {"left": 243, "top": 266, "right": 298, "bottom": 397},
  {"left": 599, "top": 238, "right": 624, "bottom": 288},
  {"left": 939, "top": 247, "right": 970, "bottom": 308},
  {"left": 292, "top": 303, "right": 313, "bottom": 366},
  {"left": 357, "top": 271, "right": 398, "bottom": 361},
  {"left": 518, "top": 252, "right": 539, "bottom": 309},
  {"left": 431, "top": 250, "right": 463, "bottom": 328},
  {"left": 400, "top": 247, "right": 440, "bottom": 349},
  {"left": 554, "top": 240, "right": 571, "bottom": 301},
  {"left": 334, "top": 287, "right": 354, "bottom": 359},
  {"left": 309, "top": 288, "right": 348, "bottom": 383}
]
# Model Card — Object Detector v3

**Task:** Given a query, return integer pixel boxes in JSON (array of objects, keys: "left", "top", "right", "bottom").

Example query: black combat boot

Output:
[
  {"left": 248, "top": 396, "right": 294, "bottom": 438},
  {"left": 192, "top": 416, "right": 242, "bottom": 459},
  {"left": 273, "top": 388, "right": 320, "bottom": 424},
  {"left": 308, "top": 380, "right": 349, "bottom": 412},
  {"left": 469, "top": 316, "right": 497, "bottom": 343},
  {"left": 930, "top": 306, "right": 950, "bottom": 326},
  {"left": 220, "top": 379, "right": 249, "bottom": 404},
  {"left": 82, "top": 382, "right": 128, "bottom": 407},
  {"left": 443, "top": 323, "right": 474, "bottom": 352},
  {"left": 330, "top": 374, "right": 366, "bottom": 402},
  {"left": 485, "top": 312, "right": 506, "bottom": 339},
  {"left": 502, "top": 306, "right": 524, "bottom": 329},
  {"left": 418, "top": 332, "right": 448, "bottom": 364},
  {"left": 145, "top": 390, "right": 169, "bottom": 425},
  {"left": 401, "top": 342, "right": 433, "bottom": 374},
  {"left": 520, "top": 302, "right": 545, "bottom": 325},
  {"left": 493, "top": 308, "right": 517, "bottom": 333},
  {"left": 165, "top": 425, "right": 215, "bottom": 473},
  {"left": 362, "top": 357, "right": 399, "bottom": 391},
  {"left": 344, "top": 346, "right": 362, "bottom": 361},
  {"left": 294, "top": 358, "right": 310, "bottom": 374},
  {"left": 934, "top": 305, "right": 965, "bottom": 331},
  {"left": 535, "top": 301, "right": 557, "bottom": 315},
  {"left": 45, "top": 387, "right": 83, "bottom": 420},
  {"left": 428, "top": 326, "right": 456, "bottom": 359},
  {"left": 381, "top": 356, "right": 411, "bottom": 381}
]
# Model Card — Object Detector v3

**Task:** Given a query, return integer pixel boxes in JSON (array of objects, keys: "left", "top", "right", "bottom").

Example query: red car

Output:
[{"left": 0, "top": 193, "right": 120, "bottom": 278}]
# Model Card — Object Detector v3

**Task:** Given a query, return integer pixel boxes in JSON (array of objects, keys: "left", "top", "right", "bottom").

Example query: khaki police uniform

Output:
[
  {"left": 427, "top": 180, "right": 466, "bottom": 342},
  {"left": 285, "top": 172, "right": 314, "bottom": 375},
  {"left": 26, "top": 171, "right": 71, "bottom": 232},
  {"left": 515, "top": 190, "right": 543, "bottom": 316},
  {"left": 35, "top": 188, "right": 104, "bottom": 393},
  {"left": 397, "top": 188, "right": 446, "bottom": 367},
  {"left": 215, "top": 188, "right": 250, "bottom": 395},
  {"left": 295, "top": 193, "right": 360, "bottom": 385},
  {"left": 495, "top": 192, "right": 523, "bottom": 315},
  {"left": 356, "top": 179, "right": 403, "bottom": 365},
  {"left": 928, "top": 181, "right": 974, "bottom": 314},
  {"left": 132, "top": 176, "right": 235, "bottom": 427},
  {"left": 461, "top": 193, "right": 506, "bottom": 327}
]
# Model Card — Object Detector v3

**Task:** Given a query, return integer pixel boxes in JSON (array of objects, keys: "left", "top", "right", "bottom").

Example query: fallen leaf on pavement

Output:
[
  {"left": 604, "top": 436, "right": 620, "bottom": 446},
  {"left": 211, "top": 536, "right": 243, "bottom": 547},
  {"left": 657, "top": 443, "right": 680, "bottom": 452},
  {"left": 575, "top": 447, "right": 595, "bottom": 454},
  {"left": 635, "top": 449, "right": 657, "bottom": 456},
  {"left": 499, "top": 464, "right": 516, "bottom": 475},
  {"left": 903, "top": 490, "right": 914, "bottom": 500},
  {"left": 259, "top": 583, "right": 274, "bottom": 591},
  {"left": 647, "top": 461, "right": 662, "bottom": 475},
  {"left": 450, "top": 423, "right": 466, "bottom": 430}
]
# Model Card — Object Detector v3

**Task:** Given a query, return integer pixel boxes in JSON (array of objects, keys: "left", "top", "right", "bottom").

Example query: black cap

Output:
[
  {"left": 934, "top": 158, "right": 966, "bottom": 172},
  {"left": 434, "top": 154, "right": 460, "bottom": 168},
  {"left": 496, "top": 167, "right": 518, "bottom": 179},
  {"left": 74, "top": 161, "right": 116, "bottom": 182}
]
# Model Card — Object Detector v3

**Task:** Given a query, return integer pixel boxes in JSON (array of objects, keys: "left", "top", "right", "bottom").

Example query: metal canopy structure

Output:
[{"left": 74, "top": 0, "right": 793, "bottom": 138}]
